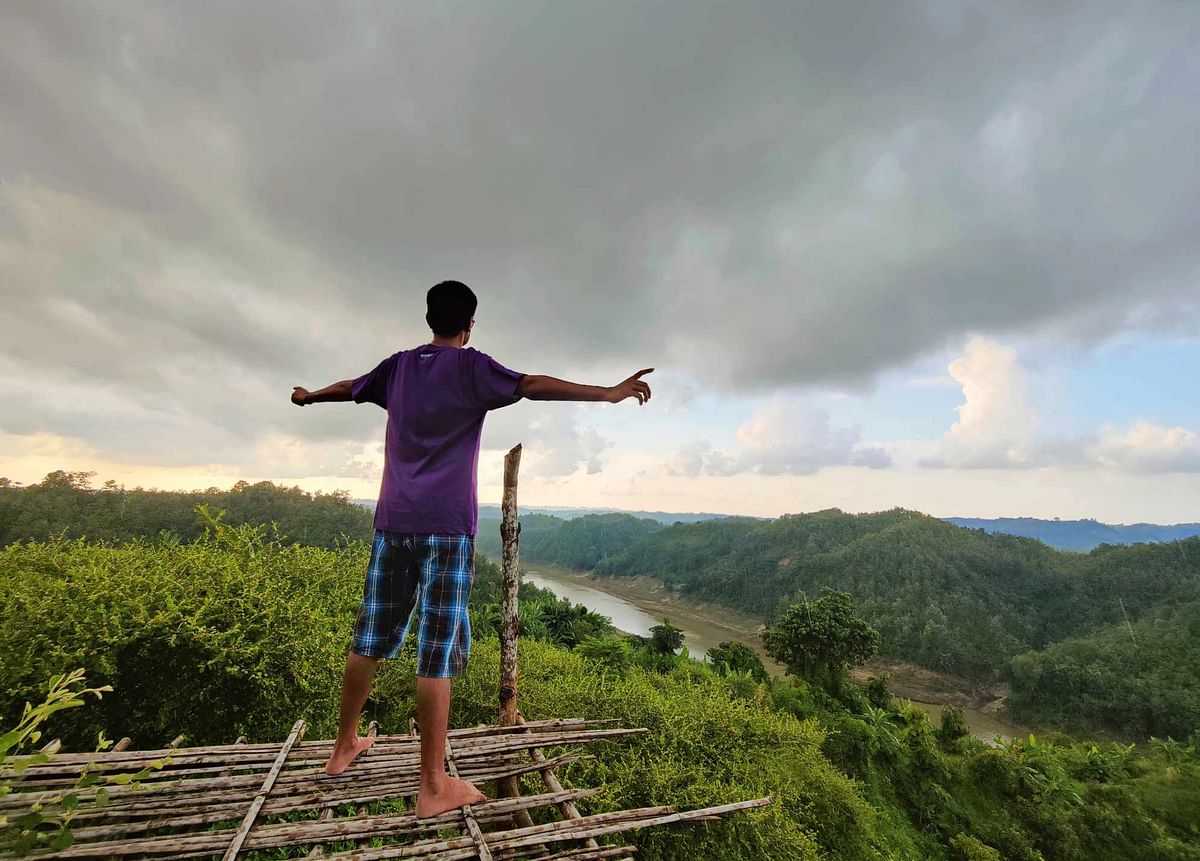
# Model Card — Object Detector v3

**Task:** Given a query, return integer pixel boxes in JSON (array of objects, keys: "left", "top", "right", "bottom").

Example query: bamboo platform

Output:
[{"left": 5, "top": 716, "right": 769, "bottom": 859}]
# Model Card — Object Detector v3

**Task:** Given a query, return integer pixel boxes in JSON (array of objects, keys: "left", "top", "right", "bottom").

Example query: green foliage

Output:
[
  {"left": 576, "top": 634, "right": 634, "bottom": 677},
  {"left": 863, "top": 674, "right": 893, "bottom": 710},
  {"left": 764, "top": 589, "right": 880, "bottom": 692},
  {"left": 0, "top": 473, "right": 373, "bottom": 548},
  {"left": 1, "top": 669, "right": 164, "bottom": 856},
  {"left": 449, "top": 638, "right": 875, "bottom": 861},
  {"left": 476, "top": 512, "right": 663, "bottom": 569},
  {"left": 949, "top": 833, "right": 1003, "bottom": 861},
  {"left": 1007, "top": 592, "right": 1200, "bottom": 739},
  {"left": 4, "top": 516, "right": 1200, "bottom": 860},
  {"left": 648, "top": 619, "right": 685, "bottom": 655},
  {"left": 938, "top": 705, "right": 971, "bottom": 746},
  {"left": 708, "top": 640, "right": 768, "bottom": 681},
  {"left": 0, "top": 520, "right": 364, "bottom": 746}
]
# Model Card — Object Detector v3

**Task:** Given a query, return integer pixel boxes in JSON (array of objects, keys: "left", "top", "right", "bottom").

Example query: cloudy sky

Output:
[{"left": 3, "top": 1, "right": 1199, "bottom": 522}]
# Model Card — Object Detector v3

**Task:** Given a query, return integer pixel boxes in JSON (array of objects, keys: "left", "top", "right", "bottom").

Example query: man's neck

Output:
[{"left": 430, "top": 334, "right": 466, "bottom": 348}]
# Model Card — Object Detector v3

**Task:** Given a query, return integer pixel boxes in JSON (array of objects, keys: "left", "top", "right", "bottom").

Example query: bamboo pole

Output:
[
  {"left": 515, "top": 713, "right": 599, "bottom": 852},
  {"left": 11, "top": 719, "right": 613, "bottom": 776},
  {"left": 48, "top": 752, "right": 595, "bottom": 831},
  {"left": 443, "top": 736, "right": 494, "bottom": 861},
  {"left": 7, "top": 733, "right": 638, "bottom": 805},
  {"left": 222, "top": 719, "right": 306, "bottom": 860},
  {"left": 311, "top": 798, "right": 773, "bottom": 861},
  {"left": 307, "top": 722, "right": 375, "bottom": 859},
  {"left": 47, "top": 790, "right": 602, "bottom": 859},
  {"left": 3, "top": 728, "right": 638, "bottom": 812}
]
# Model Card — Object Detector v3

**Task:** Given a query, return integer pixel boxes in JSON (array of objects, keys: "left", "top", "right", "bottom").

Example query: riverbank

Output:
[{"left": 525, "top": 563, "right": 1031, "bottom": 740}]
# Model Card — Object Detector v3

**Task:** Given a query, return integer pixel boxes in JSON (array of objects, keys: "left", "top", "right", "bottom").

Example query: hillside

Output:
[
  {"left": 476, "top": 511, "right": 663, "bottom": 568},
  {"left": 507, "top": 508, "right": 1200, "bottom": 737},
  {"left": 0, "top": 472, "right": 373, "bottom": 548}
]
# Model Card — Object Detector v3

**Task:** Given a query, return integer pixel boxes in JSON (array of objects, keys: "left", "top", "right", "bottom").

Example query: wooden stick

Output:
[
  {"left": 307, "top": 724, "right": 372, "bottom": 858},
  {"left": 443, "top": 736, "right": 494, "bottom": 861},
  {"left": 538, "top": 849, "right": 634, "bottom": 861},
  {"left": 499, "top": 443, "right": 522, "bottom": 732},
  {"left": 499, "top": 444, "right": 523, "bottom": 808},
  {"left": 111, "top": 738, "right": 132, "bottom": 753},
  {"left": 515, "top": 713, "right": 599, "bottom": 852},
  {"left": 222, "top": 719, "right": 305, "bottom": 861}
]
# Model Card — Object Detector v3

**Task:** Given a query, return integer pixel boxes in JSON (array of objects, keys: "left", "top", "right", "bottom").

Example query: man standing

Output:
[{"left": 291, "top": 280, "right": 652, "bottom": 818}]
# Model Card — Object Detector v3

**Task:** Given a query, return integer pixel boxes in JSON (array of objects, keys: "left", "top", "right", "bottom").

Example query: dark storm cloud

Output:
[{"left": 2, "top": 1, "right": 1198, "bottom": 465}]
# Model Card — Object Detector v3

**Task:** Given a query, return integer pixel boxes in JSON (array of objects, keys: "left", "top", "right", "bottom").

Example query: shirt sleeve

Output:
[
  {"left": 351, "top": 352, "right": 400, "bottom": 409},
  {"left": 468, "top": 350, "right": 525, "bottom": 411}
]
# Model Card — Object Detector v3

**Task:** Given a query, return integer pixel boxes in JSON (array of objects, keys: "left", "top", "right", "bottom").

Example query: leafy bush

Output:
[{"left": 0, "top": 519, "right": 362, "bottom": 746}]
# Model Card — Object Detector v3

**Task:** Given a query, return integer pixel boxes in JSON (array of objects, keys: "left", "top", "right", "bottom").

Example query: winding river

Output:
[{"left": 523, "top": 564, "right": 1025, "bottom": 742}]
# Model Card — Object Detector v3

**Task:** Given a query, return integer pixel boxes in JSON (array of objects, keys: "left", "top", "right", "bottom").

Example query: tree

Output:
[
  {"left": 764, "top": 589, "right": 880, "bottom": 692},
  {"left": 648, "top": 619, "right": 685, "bottom": 655},
  {"left": 576, "top": 635, "right": 632, "bottom": 676},
  {"left": 707, "top": 640, "right": 767, "bottom": 681}
]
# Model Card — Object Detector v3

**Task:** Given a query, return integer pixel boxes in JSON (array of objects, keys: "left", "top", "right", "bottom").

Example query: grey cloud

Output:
[
  {"left": 482, "top": 402, "right": 612, "bottom": 478},
  {"left": 2, "top": 1, "right": 1199, "bottom": 465},
  {"left": 668, "top": 404, "right": 890, "bottom": 477}
]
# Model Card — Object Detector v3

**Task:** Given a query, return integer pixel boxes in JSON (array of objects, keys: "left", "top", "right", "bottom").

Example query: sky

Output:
[{"left": 2, "top": 1, "right": 1199, "bottom": 523}]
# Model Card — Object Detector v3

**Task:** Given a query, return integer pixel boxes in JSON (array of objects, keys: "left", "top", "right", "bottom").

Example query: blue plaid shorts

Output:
[{"left": 350, "top": 531, "right": 475, "bottom": 678}]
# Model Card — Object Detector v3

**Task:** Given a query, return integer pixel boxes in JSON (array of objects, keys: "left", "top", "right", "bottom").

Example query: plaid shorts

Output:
[{"left": 350, "top": 531, "right": 475, "bottom": 678}]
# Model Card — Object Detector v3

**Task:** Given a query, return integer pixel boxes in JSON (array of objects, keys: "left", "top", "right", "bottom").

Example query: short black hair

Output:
[{"left": 426, "top": 280, "right": 478, "bottom": 336}]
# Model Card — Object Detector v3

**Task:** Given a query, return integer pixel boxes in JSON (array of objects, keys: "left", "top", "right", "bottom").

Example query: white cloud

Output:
[
  {"left": 924, "top": 337, "right": 1200, "bottom": 474},
  {"left": 922, "top": 336, "right": 1039, "bottom": 468},
  {"left": 668, "top": 401, "right": 890, "bottom": 477},
  {"left": 1088, "top": 423, "right": 1200, "bottom": 474}
]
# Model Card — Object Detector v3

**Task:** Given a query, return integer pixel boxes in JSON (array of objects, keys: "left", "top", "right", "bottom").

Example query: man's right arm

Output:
[{"left": 291, "top": 380, "right": 354, "bottom": 406}]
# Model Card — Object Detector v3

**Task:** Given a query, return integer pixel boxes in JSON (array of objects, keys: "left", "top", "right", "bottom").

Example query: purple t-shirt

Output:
[{"left": 352, "top": 344, "right": 524, "bottom": 536}]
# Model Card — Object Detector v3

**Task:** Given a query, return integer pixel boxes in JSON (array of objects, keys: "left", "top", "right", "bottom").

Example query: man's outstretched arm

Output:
[
  {"left": 517, "top": 368, "right": 653, "bottom": 405},
  {"left": 292, "top": 380, "right": 354, "bottom": 406}
]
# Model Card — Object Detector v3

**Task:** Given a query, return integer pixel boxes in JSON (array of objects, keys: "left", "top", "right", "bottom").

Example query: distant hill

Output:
[
  {"left": 476, "top": 512, "right": 664, "bottom": 567},
  {"left": 359, "top": 499, "right": 1199, "bottom": 552},
  {"left": 356, "top": 500, "right": 729, "bottom": 525},
  {"left": 946, "top": 517, "right": 1200, "bottom": 552}
]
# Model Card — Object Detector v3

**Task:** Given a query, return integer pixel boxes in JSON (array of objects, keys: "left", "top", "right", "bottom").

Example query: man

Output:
[{"left": 291, "top": 280, "right": 652, "bottom": 818}]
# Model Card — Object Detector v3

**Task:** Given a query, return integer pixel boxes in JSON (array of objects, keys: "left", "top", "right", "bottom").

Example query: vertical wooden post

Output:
[{"left": 499, "top": 444, "right": 522, "bottom": 731}]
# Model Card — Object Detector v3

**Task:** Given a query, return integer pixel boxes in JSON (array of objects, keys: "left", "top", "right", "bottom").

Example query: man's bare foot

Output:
[
  {"left": 415, "top": 776, "right": 487, "bottom": 819},
  {"left": 324, "top": 735, "right": 376, "bottom": 776}
]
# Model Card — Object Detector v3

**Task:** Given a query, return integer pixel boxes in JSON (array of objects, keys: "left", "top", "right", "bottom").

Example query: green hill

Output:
[
  {"left": 580, "top": 509, "right": 1200, "bottom": 737},
  {"left": 477, "top": 511, "right": 663, "bottom": 569}
]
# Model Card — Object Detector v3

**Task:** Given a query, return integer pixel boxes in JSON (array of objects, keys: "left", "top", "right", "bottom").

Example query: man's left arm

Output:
[{"left": 516, "top": 368, "right": 653, "bottom": 405}]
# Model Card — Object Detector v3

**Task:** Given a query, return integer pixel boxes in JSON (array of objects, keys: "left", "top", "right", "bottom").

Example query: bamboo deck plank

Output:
[{"left": 221, "top": 718, "right": 305, "bottom": 860}]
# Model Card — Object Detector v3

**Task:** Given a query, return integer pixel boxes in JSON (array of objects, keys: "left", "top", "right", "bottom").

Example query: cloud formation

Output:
[
  {"left": 669, "top": 401, "right": 889, "bottom": 477},
  {"left": 923, "top": 337, "right": 1200, "bottom": 473},
  {"left": 2, "top": 2, "right": 1199, "bottom": 488}
]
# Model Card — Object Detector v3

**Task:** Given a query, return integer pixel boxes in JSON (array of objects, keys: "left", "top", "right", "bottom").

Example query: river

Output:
[{"left": 523, "top": 564, "right": 1026, "bottom": 742}]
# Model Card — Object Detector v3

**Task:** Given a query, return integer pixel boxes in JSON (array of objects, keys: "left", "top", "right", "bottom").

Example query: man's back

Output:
[{"left": 352, "top": 343, "right": 524, "bottom": 536}]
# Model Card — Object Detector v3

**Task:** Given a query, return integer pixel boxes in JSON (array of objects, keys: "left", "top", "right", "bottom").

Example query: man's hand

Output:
[
  {"left": 291, "top": 387, "right": 312, "bottom": 406},
  {"left": 607, "top": 368, "right": 654, "bottom": 405}
]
